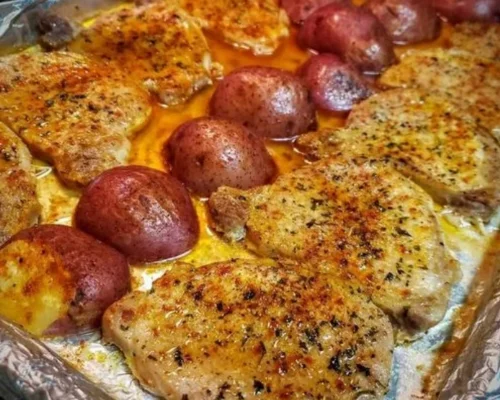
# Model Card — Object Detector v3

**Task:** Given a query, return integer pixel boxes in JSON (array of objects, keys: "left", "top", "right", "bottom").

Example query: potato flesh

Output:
[{"left": 0, "top": 240, "right": 75, "bottom": 336}]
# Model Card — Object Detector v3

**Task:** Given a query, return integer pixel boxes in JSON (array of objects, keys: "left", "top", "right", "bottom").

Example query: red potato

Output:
[
  {"left": 0, "top": 224, "right": 130, "bottom": 336},
  {"left": 75, "top": 166, "right": 199, "bottom": 264},
  {"left": 209, "top": 66, "right": 317, "bottom": 139},
  {"left": 280, "top": 0, "right": 350, "bottom": 24},
  {"left": 165, "top": 117, "right": 277, "bottom": 197},
  {"left": 298, "top": 54, "right": 374, "bottom": 112},
  {"left": 298, "top": 3, "right": 396, "bottom": 74},
  {"left": 433, "top": 0, "right": 499, "bottom": 23},
  {"left": 364, "top": 0, "right": 441, "bottom": 44}
]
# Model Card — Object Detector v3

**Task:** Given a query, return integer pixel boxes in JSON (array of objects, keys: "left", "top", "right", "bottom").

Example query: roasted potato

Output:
[
  {"left": 165, "top": 117, "right": 277, "bottom": 197},
  {"left": 209, "top": 66, "right": 317, "bottom": 139},
  {"left": 433, "top": 0, "right": 499, "bottom": 23},
  {"left": 0, "top": 224, "right": 130, "bottom": 336},
  {"left": 298, "top": 3, "right": 396, "bottom": 74},
  {"left": 364, "top": 0, "right": 440, "bottom": 44},
  {"left": 75, "top": 166, "right": 199, "bottom": 263},
  {"left": 281, "top": 0, "right": 349, "bottom": 24},
  {"left": 297, "top": 54, "right": 374, "bottom": 112}
]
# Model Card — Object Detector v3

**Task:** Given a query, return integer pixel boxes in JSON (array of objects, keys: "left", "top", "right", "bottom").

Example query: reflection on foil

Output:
[
  {"left": 439, "top": 233, "right": 500, "bottom": 400},
  {"left": 0, "top": 317, "right": 113, "bottom": 400}
]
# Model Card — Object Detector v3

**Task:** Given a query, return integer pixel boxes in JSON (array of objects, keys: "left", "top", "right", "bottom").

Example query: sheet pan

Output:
[{"left": 0, "top": 1, "right": 500, "bottom": 399}]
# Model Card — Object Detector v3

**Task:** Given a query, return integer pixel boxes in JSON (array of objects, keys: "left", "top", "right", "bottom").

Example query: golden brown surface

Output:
[
  {"left": 103, "top": 259, "right": 393, "bottom": 399},
  {"left": 71, "top": 3, "right": 220, "bottom": 106},
  {"left": 179, "top": 0, "right": 289, "bottom": 55},
  {"left": 0, "top": 123, "right": 40, "bottom": 245},
  {"left": 448, "top": 22, "right": 500, "bottom": 61},
  {"left": 0, "top": 51, "right": 151, "bottom": 187},
  {"left": 297, "top": 89, "right": 500, "bottom": 219},
  {"left": 209, "top": 158, "right": 459, "bottom": 335},
  {"left": 0, "top": 237, "right": 75, "bottom": 336},
  {"left": 379, "top": 48, "right": 500, "bottom": 141}
]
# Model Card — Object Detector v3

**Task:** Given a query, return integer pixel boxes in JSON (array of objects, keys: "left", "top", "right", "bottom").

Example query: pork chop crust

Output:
[
  {"left": 208, "top": 158, "right": 459, "bottom": 335},
  {"left": 297, "top": 89, "right": 500, "bottom": 219},
  {"left": 0, "top": 51, "right": 152, "bottom": 187},
  {"left": 71, "top": 3, "right": 221, "bottom": 106},
  {"left": 379, "top": 48, "right": 500, "bottom": 141},
  {"left": 0, "top": 123, "right": 40, "bottom": 245},
  {"left": 179, "top": 0, "right": 289, "bottom": 55},
  {"left": 103, "top": 259, "right": 394, "bottom": 399},
  {"left": 448, "top": 23, "right": 500, "bottom": 61},
  {"left": 132, "top": 0, "right": 289, "bottom": 55}
]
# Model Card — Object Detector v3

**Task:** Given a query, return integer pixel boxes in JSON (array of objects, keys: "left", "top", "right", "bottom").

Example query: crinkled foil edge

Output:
[{"left": 0, "top": 316, "right": 113, "bottom": 400}]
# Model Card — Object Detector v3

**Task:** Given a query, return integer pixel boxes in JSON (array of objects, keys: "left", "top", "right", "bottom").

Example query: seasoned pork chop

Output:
[
  {"left": 0, "top": 123, "right": 40, "bottom": 245},
  {"left": 297, "top": 89, "right": 500, "bottom": 219},
  {"left": 379, "top": 48, "right": 500, "bottom": 140},
  {"left": 133, "top": 0, "right": 289, "bottom": 55},
  {"left": 208, "top": 158, "right": 459, "bottom": 335},
  {"left": 179, "top": 0, "right": 289, "bottom": 55},
  {"left": 448, "top": 23, "right": 500, "bottom": 61},
  {"left": 0, "top": 51, "right": 151, "bottom": 187},
  {"left": 71, "top": 3, "right": 221, "bottom": 106},
  {"left": 103, "top": 259, "right": 394, "bottom": 399}
]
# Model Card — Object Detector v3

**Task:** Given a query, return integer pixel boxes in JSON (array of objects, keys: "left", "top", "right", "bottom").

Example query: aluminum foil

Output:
[
  {"left": 439, "top": 236, "right": 500, "bottom": 400},
  {"left": 0, "top": 316, "right": 113, "bottom": 400},
  {"left": 1, "top": 2, "right": 500, "bottom": 399}
]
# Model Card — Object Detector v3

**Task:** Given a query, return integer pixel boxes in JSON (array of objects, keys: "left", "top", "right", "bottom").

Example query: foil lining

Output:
[
  {"left": 1, "top": 1, "right": 500, "bottom": 399},
  {"left": 0, "top": 316, "right": 113, "bottom": 400},
  {"left": 439, "top": 238, "right": 500, "bottom": 400}
]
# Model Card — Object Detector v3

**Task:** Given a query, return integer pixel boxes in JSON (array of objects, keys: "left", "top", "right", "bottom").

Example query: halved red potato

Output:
[
  {"left": 75, "top": 166, "right": 199, "bottom": 264},
  {"left": 433, "top": 0, "right": 499, "bottom": 23},
  {"left": 298, "top": 3, "right": 396, "bottom": 74},
  {"left": 0, "top": 224, "right": 130, "bottom": 336},
  {"left": 364, "top": 0, "right": 441, "bottom": 44},
  {"left": 209, "top": 66, "right": 317, "bottom": 139},
  {"left": 165, "top": 117, "right": 277, "bottom": 197},
  {"left": 297, "top": 54, "right": 374, "bottom": 112},
  {"left": 280, "top": 0, "right": 349, "bottom": 24}
]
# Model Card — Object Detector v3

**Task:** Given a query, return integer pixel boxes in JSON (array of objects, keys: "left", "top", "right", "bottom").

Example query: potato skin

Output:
[
  {"left": 75, "top": 166, "right": 199, "bottom": 263},
  {"left": 297, "top": 54, "right": 374, "bottom": 112},
  {"left": 165, "top": 117, "right": 277, "bottom": 197},
  {"left": 3, "top": 224, "right": 130, "bottom": 336},
  {"left": 298, "top": 3, "right": 396, "bottom": 74},
  {"left": 209, "top": 66, "right": 317, "bottom": 139},
  {"left": 433, "top": 0, "right": 499, "bottom": 23},
  {"left": 280, "top": 0, "right": 349, "bottom": 24},
  {"left": 364, "top": 0, "right": 441, "bottom": 44}
]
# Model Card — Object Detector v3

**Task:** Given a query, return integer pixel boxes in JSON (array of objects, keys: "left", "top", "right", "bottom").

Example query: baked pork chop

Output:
[
  {"left": 103, "top": 259, "right": 394, "bottom": 399},
  {"left": 178, "top": 0, "right": 289, "bottom": 55},
  {"left": 379, "top": 48, "right": 500, "bottom": 141},
  {"left": 133, "top": 0, "right": 289, "bottom": 55},
  {"left": 0, "top": 123, "right": 40, "bottom": 245},
  {"left": 0, "top": 51, "right": 151, "bottom": 187},
  {"left": 448, "top": 23, "right": 500, "bottom": 61},
  {"left": 297, "top": 89, "right": 500, "bottom": 219},
  {"left": 71, "top": 3, "right": 221, "bottom": 106},
  {"left": 208, "top": 158, "right": 459, "bottom": 335}
]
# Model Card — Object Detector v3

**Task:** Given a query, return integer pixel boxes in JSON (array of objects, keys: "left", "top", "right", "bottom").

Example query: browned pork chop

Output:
[
  {"left": 0, "top": 51, "right": 151, "bottom": 187},
  {"left": 0, "top": 123, "right": 40, "bottom": 245},
  {"left": 71, "top": 3, "right": 221, "bottom": 106},
  {"left": 448, "top": 23, "right": 500, "bottom": 61},
  {"left": 297, "top": 89, "right": 500, "bottom": 219},
  {"left": 103, "top": 259, "right": 394, "bottom": 399},
  {"left": 133, "top": 0, "right": 289, "bottom": 55},
  {"left": 208, "top": 158, "right": 459, "bottom": 335},
  {"left": 179, "top": 0, "right": 289, "bottom": 55},
  {"left": 379, "top": 48, "right": 500, "bottom": 141}
]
